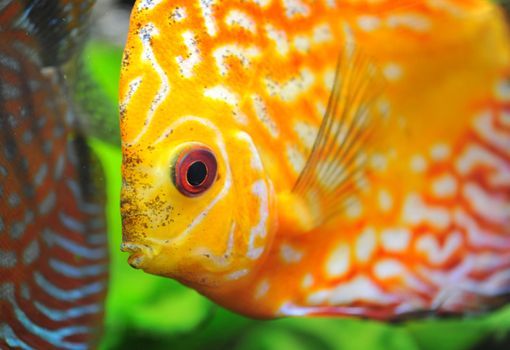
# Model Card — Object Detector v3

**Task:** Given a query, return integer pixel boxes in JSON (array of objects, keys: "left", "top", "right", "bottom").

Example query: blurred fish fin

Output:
[
  {"left": 0, "top": 1, "right": 118, "bottom": 143},
  {"left": 71, "top": 54, "right": 121, "bottom": 146},
  {"left": 70, "top": 132, "right": 107, "bottom": 204},
  {"left": 18, "top": 0, "right": 96, "bottom": 66},
  {"left": 288, "top": 44, "right": 387, "bottom": 232}
]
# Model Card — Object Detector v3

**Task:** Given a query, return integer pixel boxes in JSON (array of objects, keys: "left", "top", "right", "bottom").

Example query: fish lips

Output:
[{"left": 120, "top": 241, "right": 155, "bottom": 269}]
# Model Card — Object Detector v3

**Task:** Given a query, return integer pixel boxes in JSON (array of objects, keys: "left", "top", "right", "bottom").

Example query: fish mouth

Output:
[{"left": 120, "top": 241, "right": 155, "bottom": 269}]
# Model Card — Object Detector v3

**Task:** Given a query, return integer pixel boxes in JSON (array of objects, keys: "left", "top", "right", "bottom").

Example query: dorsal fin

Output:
[
  {"left": 284, "top": 44, "right": 387, "bottom": 231},
  {"left": 20, "top": 0, "right": 95, "bottom": 66}
]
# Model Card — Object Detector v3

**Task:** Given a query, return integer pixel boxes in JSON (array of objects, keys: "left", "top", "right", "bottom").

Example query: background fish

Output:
[
  {"left": 119, "top": 0, "right": 510, "bottom": 320},
  {"left": 0, "top": 0, "right": 114, "bottom": 348}
]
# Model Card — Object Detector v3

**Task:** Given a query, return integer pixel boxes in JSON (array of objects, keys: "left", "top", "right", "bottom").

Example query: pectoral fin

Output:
[{"left": 280, "top": 45, "right": 387, "bottom": 233}]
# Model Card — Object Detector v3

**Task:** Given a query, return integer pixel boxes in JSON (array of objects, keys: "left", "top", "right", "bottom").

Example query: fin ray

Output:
[{"left": 292, "top": 44, "right": 387, "bottom": 228}]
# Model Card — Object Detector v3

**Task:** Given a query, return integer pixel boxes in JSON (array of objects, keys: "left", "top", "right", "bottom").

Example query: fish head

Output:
[
  {"left": 118, "top": 0, "right": 279, "bottom": 291},
  {"left": 119, "top": 94, "right": 277, "bottom": 291}
]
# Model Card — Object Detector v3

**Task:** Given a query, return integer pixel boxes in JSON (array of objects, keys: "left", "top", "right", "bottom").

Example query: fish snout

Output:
[{"left": 120, "top": 241, "right": 155, "bottom": 269}]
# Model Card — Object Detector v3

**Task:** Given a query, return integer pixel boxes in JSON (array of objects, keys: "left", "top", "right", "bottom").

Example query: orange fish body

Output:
[{"left": 120, "top": 0, "right": 510, "bottom": 319}]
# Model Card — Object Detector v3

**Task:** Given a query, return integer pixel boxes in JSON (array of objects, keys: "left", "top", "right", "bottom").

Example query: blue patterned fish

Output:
[{"left": 0, "top": 1, "right": 109, "bottom": 349}]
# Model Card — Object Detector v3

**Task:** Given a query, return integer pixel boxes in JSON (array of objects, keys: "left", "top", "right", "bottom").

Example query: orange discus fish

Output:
[{"left": 119, "top": 0, "right": 510, "bottom": 319}]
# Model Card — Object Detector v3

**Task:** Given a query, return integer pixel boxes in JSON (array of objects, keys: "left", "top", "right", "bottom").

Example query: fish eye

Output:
[{"left": 172, "top": 146, "right": 217, "bottom": 197}]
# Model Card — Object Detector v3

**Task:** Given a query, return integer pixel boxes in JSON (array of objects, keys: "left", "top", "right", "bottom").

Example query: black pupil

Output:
[{"left": 187, "top": 161, "right": 207, "bottom": 186}]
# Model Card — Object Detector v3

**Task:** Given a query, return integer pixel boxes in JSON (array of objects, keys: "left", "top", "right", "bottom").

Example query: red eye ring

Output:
[{"left": 172, "top": 146, "right": 217, "bottom": 197}]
